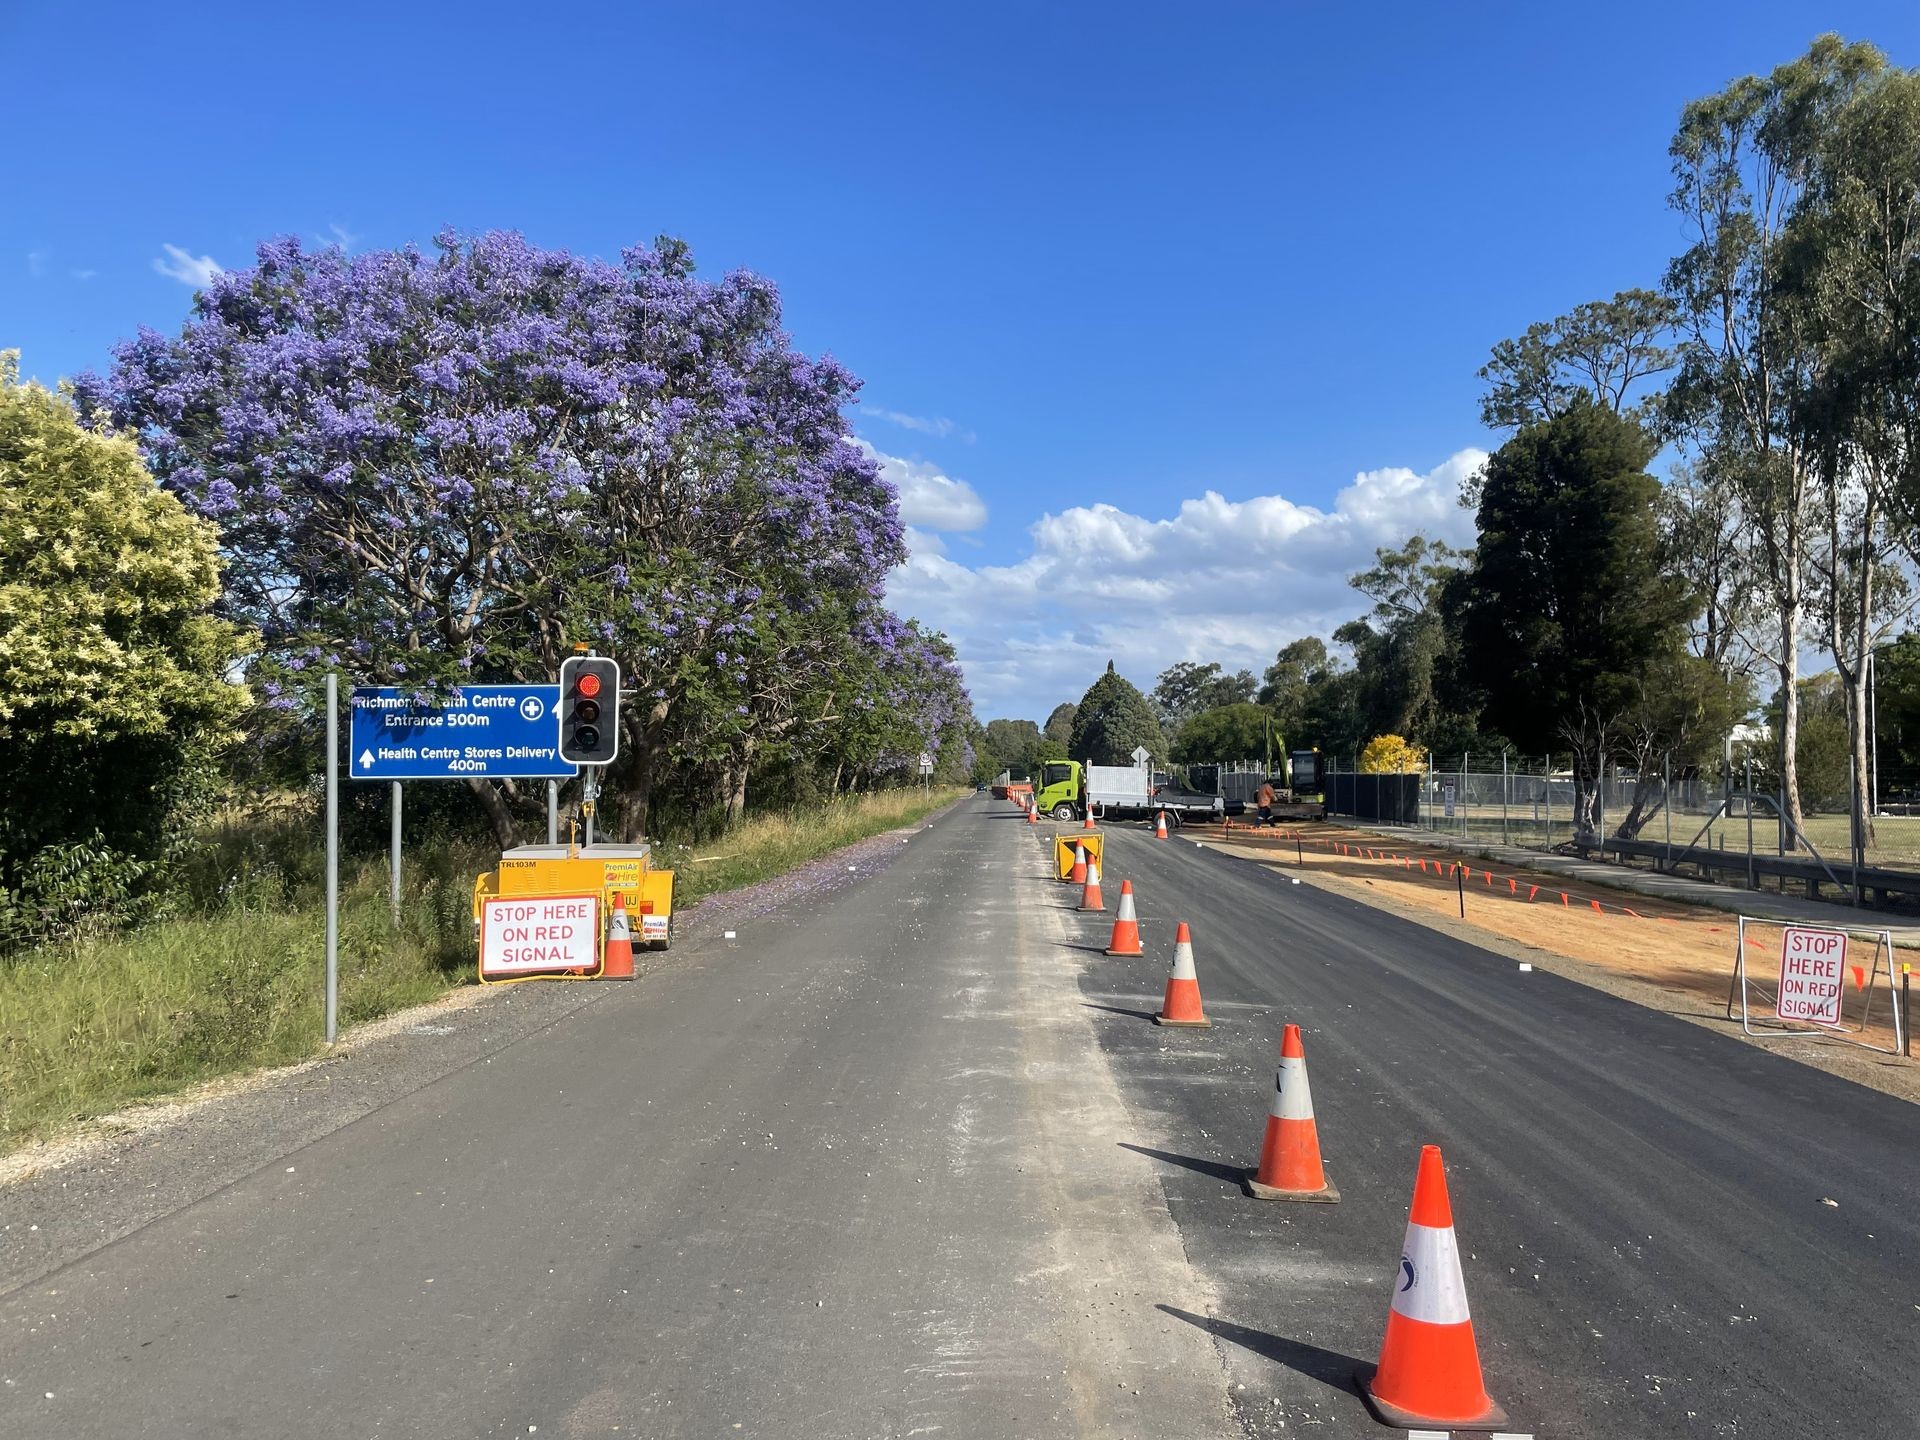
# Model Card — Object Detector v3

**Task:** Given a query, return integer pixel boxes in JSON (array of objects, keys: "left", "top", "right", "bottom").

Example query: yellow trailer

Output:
[{"left": 472, "top": 842, "right": 674, "bottom": 949}]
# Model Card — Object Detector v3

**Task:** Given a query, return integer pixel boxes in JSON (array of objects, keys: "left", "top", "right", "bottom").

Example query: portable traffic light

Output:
[{"left": 558, "top": 656, "right": 621, "bottom": 764}]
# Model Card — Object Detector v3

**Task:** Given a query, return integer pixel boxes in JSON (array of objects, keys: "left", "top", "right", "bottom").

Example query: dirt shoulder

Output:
[{"left": 1201, "top": 823, "right": 1919, "bottom": 1105}]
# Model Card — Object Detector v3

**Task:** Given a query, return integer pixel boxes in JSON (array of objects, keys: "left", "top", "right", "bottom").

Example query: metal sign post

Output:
[
  {"left": 325, "top": 673, "right": 339, "bottom": 1046},
  {"left": 389, "top": 781, "right": 402, "bottom": 924}
]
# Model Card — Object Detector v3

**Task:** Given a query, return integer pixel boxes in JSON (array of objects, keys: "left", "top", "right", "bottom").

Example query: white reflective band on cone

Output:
[
  {"left": 1114, "top": 892, "right": 1136, "bottom": 920},
  {"left": 608, "top": 905, "right": 631, "bottom": 940},
  {"left": 1269, "top": 1054, "right": 1314, "bottom": 1121},
  {"left": 1169, "top": 942, "right": 1197, "bottom": 981},
  {"left": 1391, "top": 1220, "right": 1472, "bottom": 1325}
]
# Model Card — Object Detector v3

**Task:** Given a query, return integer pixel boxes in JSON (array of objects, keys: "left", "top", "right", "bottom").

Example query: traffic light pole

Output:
[
  {"left": 583, "top": 765, "right": 600, "bottom": 847},
  {"left": 547, "top": 780, "right": 559, "bottom": 844},
  {"left": 324, "top": 673, "right": 339, "bottom": 1046}
]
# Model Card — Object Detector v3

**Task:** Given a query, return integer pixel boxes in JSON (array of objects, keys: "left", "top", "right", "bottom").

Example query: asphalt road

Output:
[
  {"left": 1074, "top": 820, "right": 1920, "bottom": 1439},
  {"left": 0, "top": 800, "right": 1231, "bottom": 1439},
  {"left": 3, "top": 798, "right": 1916, "bottom": 1439}
]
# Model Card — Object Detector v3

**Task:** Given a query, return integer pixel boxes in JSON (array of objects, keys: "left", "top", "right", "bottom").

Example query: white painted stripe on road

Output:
[{"left": 1391, "top": 1219, "right": 1472, "bottom": 1325}]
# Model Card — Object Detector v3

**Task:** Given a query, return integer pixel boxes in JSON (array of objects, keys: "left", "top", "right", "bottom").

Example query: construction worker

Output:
[{"left": 1255, "top": 777, "right": 1277, "bottom": 827}]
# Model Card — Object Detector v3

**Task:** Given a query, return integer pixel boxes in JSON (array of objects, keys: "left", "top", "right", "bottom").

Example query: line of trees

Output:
[
  {"left": 2, "top": 232, "right": 976, "bottom": 943},
  {"left": 985, "top": 35, "right": 1920, "bottom": 860}
]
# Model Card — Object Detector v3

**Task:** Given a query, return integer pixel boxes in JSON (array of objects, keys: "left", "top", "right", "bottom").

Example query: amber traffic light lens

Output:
[{"left": 576, "top": 699, "right": 600, "bottom": 724}]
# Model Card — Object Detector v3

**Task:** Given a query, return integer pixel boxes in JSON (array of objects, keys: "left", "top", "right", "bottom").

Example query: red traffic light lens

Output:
[{"left": 577, "top": 672, "right": 602, "bottom": 698}]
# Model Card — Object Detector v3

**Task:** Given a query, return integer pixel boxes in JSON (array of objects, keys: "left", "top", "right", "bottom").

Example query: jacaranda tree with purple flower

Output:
[{"left": 77, "top": 230, "right": 968, "bottom": 839}]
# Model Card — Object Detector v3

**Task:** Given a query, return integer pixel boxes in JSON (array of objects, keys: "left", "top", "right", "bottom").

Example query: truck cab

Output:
[{"left": 1034, "top": 760, "right": 1083, "bottom": 820}]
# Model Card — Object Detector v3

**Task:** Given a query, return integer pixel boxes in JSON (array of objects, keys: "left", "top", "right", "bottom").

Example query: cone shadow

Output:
[
  {"left": 1118, "top": 1143, "right": 1245, "bottom": 1186},
  {"left": 1081, "top": 1001, "right": 1158, "bottom": 1021},
  {"left": 1156, "top": 1305, "right": 1366, "bottom": 1401}
]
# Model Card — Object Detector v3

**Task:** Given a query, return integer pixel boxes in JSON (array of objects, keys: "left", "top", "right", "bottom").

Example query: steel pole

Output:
[
  {"left": 1501, "top": 750, "right": 1509, "bottom": 846},
  {"left": 1746, "top": 758, "right": 1756, "bottom": 891},
  {"left": 1871, "top": 649, "right": 1880, "bottom": 818},
  {"left": 1545, "top": 754, "right": 1552, "bottom": 848},
  {"left": 325, "top": 673, "right": 339, "bottom": 1046},
  {"left": 1664, "top": 752, "right": 1672, "bottom": 864},
  {"left": 389, "top": 781, "right": 402, "bottom": 924},
  {"left": 547, "top": 780, "right": 558, "bottom": 845}
]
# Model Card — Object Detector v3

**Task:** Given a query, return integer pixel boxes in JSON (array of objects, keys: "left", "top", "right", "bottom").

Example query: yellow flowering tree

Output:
[{"left": 1359, "top": 733, "right": 1426, "bottom": 774}]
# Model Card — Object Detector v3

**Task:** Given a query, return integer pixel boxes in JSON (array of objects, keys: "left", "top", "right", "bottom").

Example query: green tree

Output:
[
  {"left": 981, "top": 718, "right": 1042, "bottom": 776},
  {"left": 1463, "top": 398, "right": 1695, "bottom": 838},
  {"left": 1150, "top": 661, "right": 1255, "bottom": 730},
  {"left": 1665, "top": 34, "right": 1886, "bottom": 849},
  {"left": 1478, "top": 289, "right": 1678, "bottom": 435},
  {"left": 1043, "top": 702, "right": 1077, "bottom": 747},
  {"left": 1171, "top": 702, "right": 1273, "bottom": 765},
  {"left": 0, "top": 354, "right": 248, "bottom": 942},
  {"left": 1337, "top": 537, "right": 1483, "bottom": 749},
  {"left": 1257, "top": 637, "right": 1328, "bottom": 734},
  {"left": 1069, "top": 662, "right": 1168, "bottom": 766}
]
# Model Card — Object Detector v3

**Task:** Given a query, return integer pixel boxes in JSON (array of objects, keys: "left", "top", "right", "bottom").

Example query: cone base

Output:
[
  {"left": 1355, "top": 1366, "right": 1509, "bottom": 1432},
  {"left": 1078, "top": 901, "right": 1107, "bottom": 912},
  {"left": 1153, "top": 1013, "right": 1212, "bottom": 1028},
  {"left": 598, "top": 973, "right": 636, "bottom": 982},
  {"left": 1245, "top": 1168, "right": 1339, "bottom": 1203},
  {"left": 1105, "top": 943, "right": 1144, "bottom": 956}
]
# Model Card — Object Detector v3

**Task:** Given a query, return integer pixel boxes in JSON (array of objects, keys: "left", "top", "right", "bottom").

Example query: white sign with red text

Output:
[
  {"left": 480, "top": 894, "right": 600, "bottom": 979},
  {"left": 1776, "top": 926, "right": 1846, "bottom": 1026}
]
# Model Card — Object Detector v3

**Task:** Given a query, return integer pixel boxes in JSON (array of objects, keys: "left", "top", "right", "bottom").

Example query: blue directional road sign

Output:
[{"left": 348, "top": 685, "right": 577, "bottom": 780}]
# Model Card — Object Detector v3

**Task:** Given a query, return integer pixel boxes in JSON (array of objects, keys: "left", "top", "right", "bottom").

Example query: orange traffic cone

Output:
[
  {"left": 1246, "top": 1024, "right": 1337, "bottom": 1201},
  {"left": 1358, "top": 1146, "right": 1508, "bottom": 1431},
  {"left": 1154, "top": 922, "right": 1211, "bottom": 1028},
  {"left": 1078, "top": 856, "right": 1106, "bottom": 911},
  {"left": 1082, "top": 808, "right": 1097, "bottom": 830},
  {"left": 1155, "top": 810, "right": 1170, "bottom": 840},
  {"left": 1068, "top": 841, "right": 1089, "bottom": 886},
  {"left": 602, "top": 893, "right": 636, "bottom": 981},
  {"left": 1026, "top": 800, "right": 1039, "bottom": 826},
  {"left": 1105, "top": 880, "right": 1144, "bottom": 955}
]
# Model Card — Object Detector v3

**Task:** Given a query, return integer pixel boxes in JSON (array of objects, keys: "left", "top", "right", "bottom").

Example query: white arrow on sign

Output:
[
  {"left": 1130, "top": 745, "right": 1152, "bottom": 767},
  {"left": 359, "top": 749, "right": 375, "bottom": 770}
]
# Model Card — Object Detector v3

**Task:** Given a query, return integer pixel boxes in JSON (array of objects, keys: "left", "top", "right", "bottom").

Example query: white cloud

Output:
[
  {"left": 27, "top": 250, "right": 48, "bottom": 278},
  {"left": 70, "top": 268, "right": 97, "bottom": 281},
  {"left": 854, "top": 437, "right": 988, "bottom": 532},
  {"left": 322, "top": 221, "right": 359, "bottom": 251},
  {"left": 864, "top": 406, "right": 974, "bottom": 442},
  {"left": 884, "top": 448, "right": 1487, "bottom": 720},
  {"left": 153, "top": 244, "right": 222, "bottom": 287}
]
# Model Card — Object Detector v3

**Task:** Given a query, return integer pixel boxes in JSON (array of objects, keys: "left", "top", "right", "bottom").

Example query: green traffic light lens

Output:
[{"left": 576, "top": 725, "right": 600, "bottom": 751}]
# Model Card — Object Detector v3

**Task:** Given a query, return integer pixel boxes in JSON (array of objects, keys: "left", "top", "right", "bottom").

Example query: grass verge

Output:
[{"left": 0, "top": 786, "right": 963, "bottom": 1154}]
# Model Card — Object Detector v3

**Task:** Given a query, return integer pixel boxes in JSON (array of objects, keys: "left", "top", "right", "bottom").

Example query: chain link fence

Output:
[{"left": 1321, "top": 753, "right": 1920, "bottom": 900}]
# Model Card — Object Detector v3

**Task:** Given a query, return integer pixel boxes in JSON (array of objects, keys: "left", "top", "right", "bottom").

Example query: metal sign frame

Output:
[{"left": 1725, "top": 915, "right": 1905, "bottom": 1054}]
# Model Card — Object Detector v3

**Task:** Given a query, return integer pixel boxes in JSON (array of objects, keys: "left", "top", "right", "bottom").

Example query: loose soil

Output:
[{"left": 1203, "top": 822, "right": 1919, "bottom": 1105}]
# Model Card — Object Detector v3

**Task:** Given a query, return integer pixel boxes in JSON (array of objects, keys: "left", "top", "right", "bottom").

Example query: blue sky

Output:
[{"left": 6, "top": 2, "right": 1917, "bottom": 718}]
